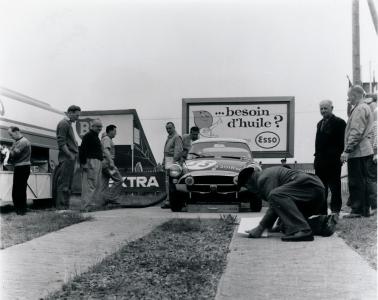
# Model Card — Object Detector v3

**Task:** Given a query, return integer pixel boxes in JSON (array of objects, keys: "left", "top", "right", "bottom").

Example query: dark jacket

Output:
[
  {"left": 314, "top": 115, "right": 346, "bottom": 166},
  {"left": 79, "top": 130, "right": 103, "bottom": 165},
  {"left": 248, "top": 166, "right": 324, "bottom": 201},
  {"left": 249, "top": 167, "right": 325, "bottom": 229}
]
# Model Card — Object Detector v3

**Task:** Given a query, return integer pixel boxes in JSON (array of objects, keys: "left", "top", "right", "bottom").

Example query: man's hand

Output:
[
  {"left": 340, "top": 152, "right": 349, "bottom": 164},
  {"left": 245, "top": 225, "right": 265, "bottom": 238},
  {"left": 63, "top": 145, "right": 75, "bottom": 161}
]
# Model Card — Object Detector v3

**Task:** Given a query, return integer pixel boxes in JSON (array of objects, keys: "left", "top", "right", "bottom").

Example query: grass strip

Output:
[
  {"left": 46, "top": 218, "right": 235, "bottom": 300},
  {"left": 336, "top": 215, "right": 377, "bottom": 270},
  {"left": 0, "top": 210, "right": 92, "bottom": 249}
]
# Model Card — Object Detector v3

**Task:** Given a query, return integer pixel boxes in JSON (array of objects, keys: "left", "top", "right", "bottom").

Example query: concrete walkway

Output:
[
  {"left": 1, "top": 207, "right": 376, "bottom": 300},
  {"left": 216, "top": 219, "right": 377, "bottom": 300}
]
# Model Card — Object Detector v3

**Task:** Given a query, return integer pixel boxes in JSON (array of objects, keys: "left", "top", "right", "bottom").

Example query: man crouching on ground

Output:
[{"left": 238, "top": 166, "right": 327, "bottom": 242}]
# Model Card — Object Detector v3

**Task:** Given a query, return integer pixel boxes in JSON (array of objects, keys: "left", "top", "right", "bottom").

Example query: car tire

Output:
[{"left": 250, "top": 197, "right": 262, "bottom": 212}]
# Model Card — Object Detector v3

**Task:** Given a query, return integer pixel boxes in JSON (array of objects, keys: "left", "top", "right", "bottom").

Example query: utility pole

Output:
[
  {"left": 352, "top": 0, "right": 361, "bottom": 85},
  {"left": 349, "top": 0, "right": 361, "bottom": 116},
  {"left": 367, "top": 0, "right": 378, "bottom": 35}
]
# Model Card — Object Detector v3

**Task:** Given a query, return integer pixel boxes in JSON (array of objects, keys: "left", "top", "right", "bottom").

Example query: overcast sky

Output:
[{"left": 1, "top": 0, "right": 377, "bottom": 163}]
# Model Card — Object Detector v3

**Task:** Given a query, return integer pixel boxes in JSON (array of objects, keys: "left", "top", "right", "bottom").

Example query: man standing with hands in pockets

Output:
[{"left": 55, "top": 105, "right": 81, "bottom": 210}]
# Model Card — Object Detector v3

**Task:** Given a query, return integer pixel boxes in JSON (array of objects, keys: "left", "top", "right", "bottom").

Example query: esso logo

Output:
[
  {"left": 186, "top": 160, "right": 217, "bottom": 170},
  {"left": 255, "top": 131, "right": 280, "bottom": 149}
]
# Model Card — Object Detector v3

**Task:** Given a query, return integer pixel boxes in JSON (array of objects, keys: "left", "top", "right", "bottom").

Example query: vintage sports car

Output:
[{"left": 167, "top": 138, "right": 262, "bottom": 212}]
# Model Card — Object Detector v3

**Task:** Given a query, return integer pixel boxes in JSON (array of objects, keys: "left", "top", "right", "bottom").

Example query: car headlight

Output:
[
  {"left": 169, "top": 164, "right": 182, "bottom": 178},
  {"left": 185, "top": 176, "right": 195, "bottom": 186},
  {"left": 233, "top": 175, "right": 238, "bottom": 185}
]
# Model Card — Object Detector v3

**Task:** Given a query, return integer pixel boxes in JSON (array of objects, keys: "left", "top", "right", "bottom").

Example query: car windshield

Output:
[{"left": 188, "top": 141, "right": 252, "bottom": 160}]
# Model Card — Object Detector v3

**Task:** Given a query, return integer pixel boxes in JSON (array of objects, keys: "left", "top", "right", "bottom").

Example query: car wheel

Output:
[{"left": 250, "top": 196, "right": 262, "bottom": 212}]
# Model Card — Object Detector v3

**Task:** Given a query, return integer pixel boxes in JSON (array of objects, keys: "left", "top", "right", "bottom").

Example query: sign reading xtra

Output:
[
  {"left": 188, "top": 103, "right": 288, "bottom": 152},
  {"left": 117, "top": 171, "right": 166, "bottom": 193}
]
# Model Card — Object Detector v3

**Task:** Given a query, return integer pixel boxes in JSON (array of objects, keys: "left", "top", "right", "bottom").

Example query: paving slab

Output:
[{"left": 216, "top": 224, "right": 377, "bottom": 300}]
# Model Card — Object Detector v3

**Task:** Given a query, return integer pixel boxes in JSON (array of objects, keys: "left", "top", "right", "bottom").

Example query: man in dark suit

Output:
[{"left": 314, "top": 100, "right": 346, "bottom": 214}]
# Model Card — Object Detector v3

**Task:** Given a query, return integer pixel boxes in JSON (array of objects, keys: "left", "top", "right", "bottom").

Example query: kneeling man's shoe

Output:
[{"left": 281, "top": 230, "right": 314, "bottom": 242}]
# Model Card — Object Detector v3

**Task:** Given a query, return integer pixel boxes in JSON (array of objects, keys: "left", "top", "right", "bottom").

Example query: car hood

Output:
[{"left": 183, "top": 158, "right": 251, "bottom": 173}]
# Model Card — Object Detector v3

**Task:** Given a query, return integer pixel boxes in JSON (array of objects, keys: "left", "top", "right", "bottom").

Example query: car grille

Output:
[{"left": 181, "top": 175, "right": 237, "bottom": 194}]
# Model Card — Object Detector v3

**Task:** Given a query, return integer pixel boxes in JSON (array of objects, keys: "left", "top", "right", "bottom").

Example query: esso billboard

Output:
[{"left": 182, "top": 97, "right": 295, "bottom": 158}]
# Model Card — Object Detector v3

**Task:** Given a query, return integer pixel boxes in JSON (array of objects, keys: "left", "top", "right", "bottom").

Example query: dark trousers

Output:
[
  {"left": 266, "top": 179, "right": 325, "bottom": 235},
  {"left": 12, "top": 165, "right": 31, "bottom": 214},
  {"left": 348, "top": 156, "right": 372, "bottom": 217},
  {"left": 366, "top": 157, "right": 377, "bottom": 210},
  {"left": 54, "top": 159, "right": 76, "bottom": 209},
  {"left": 315, "top": 161, "right": 343, "bottom": 213}
]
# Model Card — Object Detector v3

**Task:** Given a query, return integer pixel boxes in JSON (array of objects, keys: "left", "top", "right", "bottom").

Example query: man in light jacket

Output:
[
  {"left": 101, "top": 124, "right": 122, "bottom": 206},
  {"left": 341, "top": 85, "right": 374, "bottom": 218},
  {"left": 365, "top": 96, "right": 377, "bottom": 215},
  {"left": 161, "top": 122, "right": 183, "bottom": 209}
]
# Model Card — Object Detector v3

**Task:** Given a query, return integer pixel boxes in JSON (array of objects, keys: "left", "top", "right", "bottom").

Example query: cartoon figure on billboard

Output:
[{"left": 193, "top": 110, "right": 222, "bottom": 137}]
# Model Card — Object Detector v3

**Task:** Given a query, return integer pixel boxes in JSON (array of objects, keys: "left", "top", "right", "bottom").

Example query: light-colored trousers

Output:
[{"left": 81, "top": 158, "right": 102, "bottom": 210}]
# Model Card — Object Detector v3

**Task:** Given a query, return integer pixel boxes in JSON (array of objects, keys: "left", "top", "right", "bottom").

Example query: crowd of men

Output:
[
  {"left": 54, "top": 106, "right": 122, "bottom": 211},
  {"left": 2, "top": 105, "right": 124, "bottom": 213},
  {"left": 4, "top": 85, "right": 377, "bottom": 225}
]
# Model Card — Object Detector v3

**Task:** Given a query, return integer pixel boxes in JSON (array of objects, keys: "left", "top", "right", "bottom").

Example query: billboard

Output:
[{"left": 182, "top": 97, "right": 295, "bottom": 158}]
